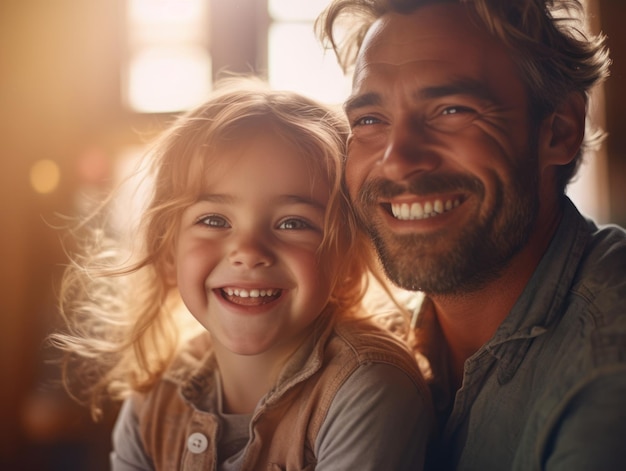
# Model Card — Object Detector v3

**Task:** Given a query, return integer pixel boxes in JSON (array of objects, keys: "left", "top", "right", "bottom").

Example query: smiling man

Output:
[{"left": 318, "top": 0, "right": 626, "bottom": 469}]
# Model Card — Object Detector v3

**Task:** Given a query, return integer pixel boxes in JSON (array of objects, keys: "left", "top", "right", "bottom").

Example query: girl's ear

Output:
[
  {"left": 538, "top": 92, "right": 586, "bottom": 169},
  {"left": 163, "top": 250, "right": 178, "bottom": 287}
]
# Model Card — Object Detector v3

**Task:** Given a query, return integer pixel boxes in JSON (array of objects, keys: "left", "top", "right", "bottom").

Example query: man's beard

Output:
[{"left": 354, "top": 168, "right": 539, "bottom": 296}]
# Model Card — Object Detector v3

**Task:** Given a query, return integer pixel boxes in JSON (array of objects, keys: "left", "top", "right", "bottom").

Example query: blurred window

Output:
[
  {"left": 124, "top": 0, "right": 212, "bottom": 113},
  {"left": 267, "top": 0, "right": 350, "bottom": 104}
]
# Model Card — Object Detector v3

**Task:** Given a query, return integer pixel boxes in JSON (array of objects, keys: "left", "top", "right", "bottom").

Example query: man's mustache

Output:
[{"left": 356, "top": 174, "right": 484, "bottom": 204}]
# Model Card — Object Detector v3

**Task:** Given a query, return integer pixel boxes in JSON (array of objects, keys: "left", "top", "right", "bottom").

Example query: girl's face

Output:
[{"left": 175, "top": 132, "right": 333, "bottom": 360}]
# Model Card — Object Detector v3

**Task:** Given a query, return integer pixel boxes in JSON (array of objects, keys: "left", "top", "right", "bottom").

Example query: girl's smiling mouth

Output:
[{"left": 219, "top": 287, "right": 282, "bottom": 306}]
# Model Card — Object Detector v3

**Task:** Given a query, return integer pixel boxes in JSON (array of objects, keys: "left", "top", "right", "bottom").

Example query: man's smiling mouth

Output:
[
  {"left": 390, "top": 197, "right": 461, "bottom": 220},
  {"left": 220, "top": 287, "right": 282, "bottom": 306}
]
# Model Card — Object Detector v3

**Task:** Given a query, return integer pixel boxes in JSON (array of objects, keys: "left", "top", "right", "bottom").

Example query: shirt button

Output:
[{"left": 187, "top": 432, "right": 208, "bottom": 454}]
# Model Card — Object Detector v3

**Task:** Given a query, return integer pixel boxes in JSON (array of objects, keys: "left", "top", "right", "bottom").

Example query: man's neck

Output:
[{"left": 430, "top": 206, "right": 563, "bottom": 390}]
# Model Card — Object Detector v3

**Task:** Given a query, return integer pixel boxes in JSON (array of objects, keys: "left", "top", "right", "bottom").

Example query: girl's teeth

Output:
[{"left": 223, "top": 288, "right": 277, "bottom": 298}]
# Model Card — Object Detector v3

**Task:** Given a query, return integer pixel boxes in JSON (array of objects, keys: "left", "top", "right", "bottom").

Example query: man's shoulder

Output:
[
  {"left": 573, "top": 221, "right": 626, "bottom": 319},
  {"left": 551, "top": 221, "right": 626, "bottom": 372},
  {"left": 582, "top": 221, "right": 626, "bottom": 274}
]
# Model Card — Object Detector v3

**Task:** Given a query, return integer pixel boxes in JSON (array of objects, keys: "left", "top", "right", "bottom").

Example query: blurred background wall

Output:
[{"left": 0, "top": 0, "right": 623, "bottom": 469}]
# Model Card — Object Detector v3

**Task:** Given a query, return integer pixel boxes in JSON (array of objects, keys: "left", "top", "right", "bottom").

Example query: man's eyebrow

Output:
[
  {"left": 344, "top": 78, "right": 497, "bottom": 114},
  {"left": 344, "top": 92, "right": 382, "bottom": 115},
  {"left": 419, "top": 78, "right": 497, "bottom": 102}
]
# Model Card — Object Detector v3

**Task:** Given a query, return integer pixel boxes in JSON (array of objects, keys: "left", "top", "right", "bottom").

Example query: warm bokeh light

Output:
[
  {"left": 269, "top": 0, "right": 333, "bottom": 20},
  {"left": 129, "top": 0, "right": 206, "bottom": 29},
  {"left": 29, "top": 159, "right": 61, "bottom": 194},
  {"left": 268, "top": 22, "right": 350, "bottom": 104},
  {"left": 124, "top": 0, "right": 210, "bottom": 113},
  {"left": 268, "top": 4, "right": 350, "bottom": 104},
  {"left": 126, "top": 46, "right": 212, "bottom": 113}
]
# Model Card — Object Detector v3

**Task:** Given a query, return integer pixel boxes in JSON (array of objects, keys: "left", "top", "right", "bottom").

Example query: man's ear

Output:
[{"left": 538, "top": 92, "right": 586, "bottom": 169}]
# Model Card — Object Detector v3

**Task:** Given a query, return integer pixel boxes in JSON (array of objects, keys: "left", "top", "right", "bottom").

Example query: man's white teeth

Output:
[
  {"left": 223, "top": 288, "right": 279, "bottom": 298},
  {"left": 391, "top": 198, "right": 460, "bottom": 220}
]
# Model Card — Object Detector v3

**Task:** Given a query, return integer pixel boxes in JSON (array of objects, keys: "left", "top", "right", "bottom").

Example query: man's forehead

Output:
[
  {"left": 359, "top": 3, "right": 489, "bottom": 54},
  {"left": 353, "top": 4, "right": 510, "bottom": 81},
  {"left": 348, "top": 3, "right": 528, "bottom": 112}
]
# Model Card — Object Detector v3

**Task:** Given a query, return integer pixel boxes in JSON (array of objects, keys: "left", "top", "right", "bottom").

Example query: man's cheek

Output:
[{"left": 344, "top": 156, "right": 367, "bottom": 201}]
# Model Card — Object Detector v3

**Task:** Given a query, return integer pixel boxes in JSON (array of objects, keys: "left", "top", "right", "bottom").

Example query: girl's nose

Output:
[{"left": 228, "top": 234, "right": 275, "bottom": 269}]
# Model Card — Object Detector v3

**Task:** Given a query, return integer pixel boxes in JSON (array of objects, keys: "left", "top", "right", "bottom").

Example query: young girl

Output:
[{"left": 53, "top": 78, "right": 432, "bottom": 470}]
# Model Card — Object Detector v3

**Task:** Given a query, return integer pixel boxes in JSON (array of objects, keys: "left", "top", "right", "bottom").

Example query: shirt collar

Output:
[{"left": 489, "top": 197, "right": 591, "bottom": 346}]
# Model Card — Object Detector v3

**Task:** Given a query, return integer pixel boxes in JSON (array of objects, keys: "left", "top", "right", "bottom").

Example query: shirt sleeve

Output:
[
  {"left": 314, "top": 362, "right": 432, "bottom": 471},
  {"left": 110, "top": 396, "right": 155, "bottom": 471},
  {"left": 545, "top": 369, "right": 626, "bottom": 470}
]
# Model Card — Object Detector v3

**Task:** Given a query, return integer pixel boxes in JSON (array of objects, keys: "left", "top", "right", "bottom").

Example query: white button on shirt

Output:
[{"left": 187, "top": 432, "right": 209, "bottom": 454}]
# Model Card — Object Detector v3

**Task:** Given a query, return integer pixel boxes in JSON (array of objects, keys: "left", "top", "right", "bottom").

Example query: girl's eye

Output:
[
  {"left": 278, "top": 218, "right": 312, "bottom": 230},
  {"left": 197, "top": 214, "right": 230, "bottom": 228}
]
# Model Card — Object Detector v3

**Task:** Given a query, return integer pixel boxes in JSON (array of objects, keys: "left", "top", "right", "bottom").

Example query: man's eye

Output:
[
  {"left": 441, "top": 106, "right": 474, "bottom": 116},
  {"left": 428, "top": 105, "right": 478, "bottom": 132},
  {"left": 197, "top": 215, "right": 230, "bottom": 228},
  {"left": 278, "top": 218, "right": 311, "bottom": 230},
  {"left": 352, "top": 115, "right": 382, "bottom": 127}
]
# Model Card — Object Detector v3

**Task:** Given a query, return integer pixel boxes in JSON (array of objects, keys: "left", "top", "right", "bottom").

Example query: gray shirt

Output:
[{"left": 419, "top": 198, "right": 626, "bottom": 470}]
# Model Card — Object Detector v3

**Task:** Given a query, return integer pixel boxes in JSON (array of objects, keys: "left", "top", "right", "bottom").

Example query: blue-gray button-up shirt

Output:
[{"left": 417, "top": 198, "right": 626, "bottom": 470}]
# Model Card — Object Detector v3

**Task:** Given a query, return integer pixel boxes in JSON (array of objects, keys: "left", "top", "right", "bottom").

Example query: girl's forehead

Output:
[
  {"left": 173, "top": 116, "right": 338, "bottom": 201},
  {"left": 185, "top": 134, "right": 326, "bottom": 191}
]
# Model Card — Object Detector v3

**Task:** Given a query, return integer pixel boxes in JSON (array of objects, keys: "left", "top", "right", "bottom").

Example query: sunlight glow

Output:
[
  {"left": 269, "top": 0, "right": 333, "bottom": 21},
  {"left": 127, "top": 46, "right": 212, "bottom": 113},
  {"left": 268, "top": 22, "right": 350, "bottom": 104},
  {"left": 129, "top": 0, "right": 205, "bottom": 27},
  {"left": 125, "top": 0, "right": 211, "bottom": 113},
  {"left": 30, "top": 159, "right": 61, "bottom": 194}
]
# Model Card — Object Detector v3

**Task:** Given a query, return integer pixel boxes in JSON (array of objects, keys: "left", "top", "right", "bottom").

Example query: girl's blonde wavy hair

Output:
[
  {"left": 316, "top": 0, "right": 611, "bottom": 193},
  {"left": 52, "top": 77, "right": 393, "bottom": 419}
]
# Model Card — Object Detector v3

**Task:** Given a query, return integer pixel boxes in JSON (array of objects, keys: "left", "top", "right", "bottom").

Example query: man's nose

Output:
[
  {"left": 228, "top": 232, "right": 275, "bottom": 269},
  {"left": 380, "top": 117, "right": 439, "bottom": 181}
]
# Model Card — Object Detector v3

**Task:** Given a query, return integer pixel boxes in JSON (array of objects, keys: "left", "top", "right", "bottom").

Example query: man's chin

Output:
[
  {"left": 379, "top": 255, "right": 497, "bottom": 295},
  {"left": 372, "top": 232, "right": 498, "bottom": 295},
  {"left": 373, "top": 239, "right": 447, "bottom": 292}
]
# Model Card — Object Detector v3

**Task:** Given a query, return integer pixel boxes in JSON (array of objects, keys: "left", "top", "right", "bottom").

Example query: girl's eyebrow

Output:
[
  {"left": 196, "top": 193, "right": 326, "bottom": 211},
  {"left": 279, "top": 194, "right": 327, "bottom": 212},
  {"left": 196, "top": 193, "right": 235, "bottom": 204}
]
